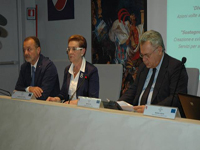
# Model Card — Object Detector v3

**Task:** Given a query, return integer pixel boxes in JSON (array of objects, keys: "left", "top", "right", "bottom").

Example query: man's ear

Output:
[
  {"left": 158, "top": 46, "right": 163, "bottom": 54},
  {"left": 37, "top": 47, "right": 41, "bottom": 54}
]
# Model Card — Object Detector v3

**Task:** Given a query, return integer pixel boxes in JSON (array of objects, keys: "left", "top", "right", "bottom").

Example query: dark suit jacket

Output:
[
  {"left": 119, "top": 53, "right": 188, "bottom": 116},
  {"left": 57, "top": 61, "right": 99, "bottom": 101},
  {"left": 15, "top": 54, "right": 60, "bottom": 100}
]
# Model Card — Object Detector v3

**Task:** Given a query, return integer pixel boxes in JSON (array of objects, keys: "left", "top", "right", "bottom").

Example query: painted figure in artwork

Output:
[{"left": 92, "top": 0, "right": 146, "bottom": 95}]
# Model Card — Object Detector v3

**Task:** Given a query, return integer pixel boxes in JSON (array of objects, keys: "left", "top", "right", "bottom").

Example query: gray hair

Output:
[{"left": 139, "top": 30, "right": 165, "bottom": 51}]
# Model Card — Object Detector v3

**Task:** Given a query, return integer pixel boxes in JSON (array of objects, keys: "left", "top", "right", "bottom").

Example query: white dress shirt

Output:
[
  {"left": 138, "top": 54, "right": 164, "bottom": 105},
  {"left": 68, "top": 57, "right": 86, "bottom": 100}
]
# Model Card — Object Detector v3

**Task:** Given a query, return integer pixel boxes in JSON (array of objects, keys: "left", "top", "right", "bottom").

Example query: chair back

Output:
[
  {"left": 186, "top": 68, "right": 199, "bottom": 95},
  {"left": 53, "top": 59, "right": 71, "bottom": 88}
]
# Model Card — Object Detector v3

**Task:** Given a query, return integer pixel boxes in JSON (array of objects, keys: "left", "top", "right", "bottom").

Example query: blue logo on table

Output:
[
  {"left": 96, "top": 100, "right": 100, "bottom": 104},
  {"left": 171, "top": 109, "right": 176, "bottom": 113}
]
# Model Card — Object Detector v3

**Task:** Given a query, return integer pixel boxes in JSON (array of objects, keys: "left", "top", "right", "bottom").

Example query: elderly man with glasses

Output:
[{"left": 118, "top": 30, "right": 188, "bottom": 117}]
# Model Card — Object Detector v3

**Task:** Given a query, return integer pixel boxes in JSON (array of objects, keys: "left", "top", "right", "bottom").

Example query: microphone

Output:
[
  {"left": 0, "top": 88, "right": 11, "bottom": 96},
  {"left": 67, "top": 74, "right": 88, "bottom": 104},
  {"left": 171, "top": 57, "right": 187, "bottom": 107},
  {"left": 181, "top": 57, "right": 187, "bottom": 64}
]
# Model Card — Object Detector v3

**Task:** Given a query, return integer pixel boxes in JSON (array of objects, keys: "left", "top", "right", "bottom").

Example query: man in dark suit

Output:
[
  {"left": 118, "top": 30, "right": 188, "bottom": 115},
  {"left": 15, "top": 36, "right": 60, "bottom": 100}
]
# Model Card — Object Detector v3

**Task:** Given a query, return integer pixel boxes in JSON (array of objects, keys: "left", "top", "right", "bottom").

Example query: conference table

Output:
[{"left": 0, "top": 95, "right": 200, "bottom": 150}]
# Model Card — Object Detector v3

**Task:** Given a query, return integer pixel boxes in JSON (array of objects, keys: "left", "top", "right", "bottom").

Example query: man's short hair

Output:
[
  {"left": 139, "top": 30, "right": 165, "bottom": 51},
  {"left": 24, "top": 36, "right": 41, "bottom": 48}
]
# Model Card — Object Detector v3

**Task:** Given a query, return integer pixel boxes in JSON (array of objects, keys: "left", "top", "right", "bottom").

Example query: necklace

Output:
[
  {"left": 73, "top": 67, "right": 80, "bottom": 74},
  {"left": 73, "top": 61, "right": 81, "bottom": 74}
]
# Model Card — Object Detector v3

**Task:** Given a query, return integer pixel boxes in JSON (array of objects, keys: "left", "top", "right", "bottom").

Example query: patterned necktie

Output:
[
  {"left": 140, "top": 68, "right": 156, "bottom": 105},
  {"left": 30, "top": 66, "right": 35, "bottom": 86}
]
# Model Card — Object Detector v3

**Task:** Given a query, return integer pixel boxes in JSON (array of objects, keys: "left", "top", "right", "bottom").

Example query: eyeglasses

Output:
[
  {"left": 140, "top": 47, "right": 158, "bottom": 59},
  {"left": 66, "top": 47, "right": 83, "bottom": 53}
]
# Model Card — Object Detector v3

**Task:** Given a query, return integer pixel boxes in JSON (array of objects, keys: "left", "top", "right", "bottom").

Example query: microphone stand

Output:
[
  {"left": 0, "top": 88, "right": 11, "bottom": 96},
  {"left": 67, "top": 75, "right": 88, "bottom": 104}
]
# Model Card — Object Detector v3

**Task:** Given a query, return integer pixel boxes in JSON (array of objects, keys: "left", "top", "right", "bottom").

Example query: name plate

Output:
[
  {"left": 77, "top": 96, "right": 101, "bottom": 109},
  {"left": 11, "top": 91, "right": 34, "bottom": 100},
  {"left": 143, "top": 105, "right": 178, "bottom": 119}
]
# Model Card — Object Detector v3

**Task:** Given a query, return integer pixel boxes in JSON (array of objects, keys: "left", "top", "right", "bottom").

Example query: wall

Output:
[
  {"left": 36, "top": 0, "right": 92, "bottom": 63},
  {"left": 0, "top": 0, "right": 20, "bottom": 93},
  {"left": 147, "top": 0, "right": 167, "bottom": 49},
  {"left": 18, "top": 0, "right": 36, "bottom": 67}
]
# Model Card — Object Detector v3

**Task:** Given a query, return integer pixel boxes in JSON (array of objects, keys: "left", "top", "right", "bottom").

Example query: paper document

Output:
[{"left": 116, "top": 101, "right": 135, "bottom": 112}]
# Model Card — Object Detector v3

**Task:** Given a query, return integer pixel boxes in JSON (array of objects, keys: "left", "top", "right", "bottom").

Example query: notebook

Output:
[{"left": 178, "top": 93, "right": 200, "bottom": 120}]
